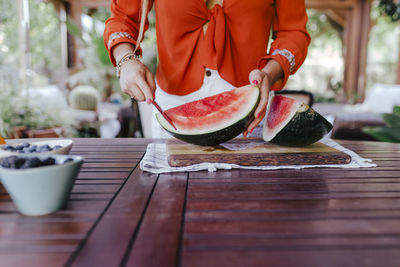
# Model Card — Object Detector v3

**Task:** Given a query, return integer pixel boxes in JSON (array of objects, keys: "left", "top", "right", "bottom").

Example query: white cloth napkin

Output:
[{"left": 140, "top": 138, "right": 377, "bottom": 174}]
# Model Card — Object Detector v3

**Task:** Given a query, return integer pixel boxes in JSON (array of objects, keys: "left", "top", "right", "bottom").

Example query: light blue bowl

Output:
[{"left": 0, "top": 155, "right": 83, "bottom": 216}]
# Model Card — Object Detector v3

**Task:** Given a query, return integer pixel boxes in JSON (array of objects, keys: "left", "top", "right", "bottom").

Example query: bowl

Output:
[
  {"left": 0, "top": 154, "right": 83, "bottom": 216},
  {"left": 0, "top": 139, "right": 73, "bottom": 158}
]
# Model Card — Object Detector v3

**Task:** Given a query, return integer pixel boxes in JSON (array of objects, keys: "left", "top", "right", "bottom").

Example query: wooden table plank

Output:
[
  {"left": 69, "top": 167, "right": 158, "bottom": 267},
  {"left": 126, "top": 173, "right": 188, "bottom": 267},
  {"left": 186, "top": 198, "right": 400, "bottom": 212},
  {"left": 0, "top": 253, "right": 71, "bottom": 267},
  {"left": 182, "top": 250, "right": 400, "bottom": 267}
]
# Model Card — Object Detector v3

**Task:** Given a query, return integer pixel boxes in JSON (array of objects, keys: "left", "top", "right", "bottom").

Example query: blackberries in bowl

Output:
[
  {"left": 0, "top": 156, "right": 74, "bottom": 169},
  {"left": 0, "top": 139, "right": 73, "bottom": 156},
  {"left": 2, "top": 143, "right": 63, "bottom": 154},
  {"left": 0, "top": 154, "right": 83, "bottom": 216}
]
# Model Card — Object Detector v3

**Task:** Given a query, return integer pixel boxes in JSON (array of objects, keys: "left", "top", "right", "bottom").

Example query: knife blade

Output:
[{"left": 152, "top": 100, "right": 177, "bottom": 130}]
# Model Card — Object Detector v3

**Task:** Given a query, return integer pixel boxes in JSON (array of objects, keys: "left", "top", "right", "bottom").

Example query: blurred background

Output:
[{"left": 0, "top": 0, "right": 399, "bottom": 142}]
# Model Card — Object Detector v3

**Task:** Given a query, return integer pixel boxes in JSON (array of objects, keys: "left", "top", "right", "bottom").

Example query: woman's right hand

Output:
[
  {"left": 113, "top": 43, "right": 156, "bottom": 103},
  {"left": 119, "top": 58, "right": 156, "bottom": 103}
]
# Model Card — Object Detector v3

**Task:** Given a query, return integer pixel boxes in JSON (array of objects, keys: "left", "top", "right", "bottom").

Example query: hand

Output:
[
  {"left": 243, "top": 69, "right": 272, "bottom": 136},
  {"left": 119, "top": 59, "right": 156, "bottom": 103}
]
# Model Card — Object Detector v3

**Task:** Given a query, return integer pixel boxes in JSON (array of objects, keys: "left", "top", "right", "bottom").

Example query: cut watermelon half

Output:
[
  {"left": 263, "top": 94, "right": 333, "bottom": 147},
  {"left": 156, "top": 85, "right": 260, "bottom": 146}
]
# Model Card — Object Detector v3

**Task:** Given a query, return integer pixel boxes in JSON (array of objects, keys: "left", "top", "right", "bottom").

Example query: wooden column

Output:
[
  {"left": 65, "top": 0, "right": 82, "bottom": 69},
  {"left": 63, "top": 0, "right": 110, "bottom": 69},
  {"left": 343, "top": 0, "right": 371, "bottom": 102},
  {"left": 306, "top": 0, "right": 372, "bottom": 103}
]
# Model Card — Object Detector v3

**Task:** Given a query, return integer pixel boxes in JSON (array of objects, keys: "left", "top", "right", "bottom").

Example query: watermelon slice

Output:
[
  {"left": 156, "top": 85, "right": 260, "bottom": 146},
  {"left": 263, "top": 94, "right": 333, "bottom": 147}
]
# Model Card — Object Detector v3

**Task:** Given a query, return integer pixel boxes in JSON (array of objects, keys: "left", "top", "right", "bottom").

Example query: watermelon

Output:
[
  {"left": 156, "top": 85, "right": 260, "bottom": 146},
  {"left": 263, "top": 94, "right": 332, "bottom": 147}
]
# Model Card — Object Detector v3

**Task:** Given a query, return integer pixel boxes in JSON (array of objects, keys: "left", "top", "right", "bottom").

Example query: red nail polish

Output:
[
  {"left": 257, "top": 113, "right": 261, "bottom": 118},
  {"left": 252, "top": 80, "right": 259, "bottom": 86},
  {"left": 147, "top": 98, "right": 151, "bottom": 104}
]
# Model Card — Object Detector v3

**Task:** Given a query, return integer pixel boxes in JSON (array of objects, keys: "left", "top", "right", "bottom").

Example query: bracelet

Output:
[{"left": 115, "top": 53, "right": 142, "bottom": 78}]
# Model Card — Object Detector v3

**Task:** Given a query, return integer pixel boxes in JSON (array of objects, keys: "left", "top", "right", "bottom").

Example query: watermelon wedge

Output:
[
  {"left": 156, "top": 85, "right": 260, "bottom": 146},
  {"left": 263, "top": 94, "right": 333, "bottom": 147}
]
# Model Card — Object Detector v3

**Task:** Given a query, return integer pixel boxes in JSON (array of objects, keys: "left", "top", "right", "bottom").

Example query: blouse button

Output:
[{"left": 205, "top": 70, "right": 212, "bottom": 77}]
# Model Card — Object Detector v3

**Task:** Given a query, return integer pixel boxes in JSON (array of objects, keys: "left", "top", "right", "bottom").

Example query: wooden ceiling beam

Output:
[
  {"left": 67, "top": 0, "right": 110, "bottom": 8},
  {"left": 79, "top": 0, "right": 109, "bottom": 8},
  {"left": 325, "top": 9, "right": 346, "bottom": 27},
  {"left": 305, "top": 0, "right": 356, "bottom": 9}
]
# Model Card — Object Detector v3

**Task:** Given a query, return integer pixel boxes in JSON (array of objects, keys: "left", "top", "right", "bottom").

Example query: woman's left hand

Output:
[{"left": 243, "top": 69, "right": 272, "bottom": 137}]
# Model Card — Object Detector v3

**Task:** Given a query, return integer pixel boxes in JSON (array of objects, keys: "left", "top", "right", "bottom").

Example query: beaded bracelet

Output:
[{"left": 115, "top": 53, "right": 142, "bottom": 78}]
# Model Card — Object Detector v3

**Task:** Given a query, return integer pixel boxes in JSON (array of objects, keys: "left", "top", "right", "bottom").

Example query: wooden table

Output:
[{"left": 0, "top": 138, "right": 400, "bottom": 267}]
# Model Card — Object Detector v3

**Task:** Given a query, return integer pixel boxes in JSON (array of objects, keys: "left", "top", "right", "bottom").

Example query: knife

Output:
[{"left": 151, "top": 100, "right": 177, "bottom": 130}]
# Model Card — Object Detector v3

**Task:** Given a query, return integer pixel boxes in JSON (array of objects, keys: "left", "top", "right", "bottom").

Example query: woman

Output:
[{"left": 104, "top": 0, "right": 310, "bottom": 137}]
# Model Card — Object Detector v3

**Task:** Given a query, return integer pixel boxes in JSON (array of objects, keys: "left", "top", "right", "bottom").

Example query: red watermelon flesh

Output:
[
  {"left": 159, "top": 85, "right": 259, "bottom": 134},
  {"left": 263, "top": 95, "right": 303, "bottom": 141}
]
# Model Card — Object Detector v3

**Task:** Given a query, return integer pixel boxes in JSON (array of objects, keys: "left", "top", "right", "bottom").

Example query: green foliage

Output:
[
  {"left": 0, "top": 1, "right": 61, "bottom": 87},
  {"left": 378, "top": 0, "right": 400, "bottom": 22},
  {"left": 65, "top": 9, "right": 118, "bottom": 97},
  {"left": 0, "top": 86, "right": 76, "bottom": 138},
  {"left": 29, "top": 1, "right": 62, "bottom": 76},
  {"left": 306, "top": 10, "right": 342, "bottom": 49},
  {"left": 94, "top": 36, "right": 113, "bottom": 66},
  {"left": 362, "top": 106, "right": 400, "bottom": 143}
]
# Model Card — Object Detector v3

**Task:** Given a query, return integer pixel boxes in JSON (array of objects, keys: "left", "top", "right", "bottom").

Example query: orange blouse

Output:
[{"left": 104, "top": 0, "right": 310, "bottom": 95}]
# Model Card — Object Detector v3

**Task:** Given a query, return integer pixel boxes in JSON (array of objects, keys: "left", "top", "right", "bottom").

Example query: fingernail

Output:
[
  {"left": 252, "top": 80, "right": 259, "bottom": 85},
  {"left": 250, "top": 128, "right": 253, "bottom": 134},
  {"left": 147, "top": 98, "right": 152, "bottom": 104},
  {"left": 257, "top": 113, "right": 261, "bottom": 118}
]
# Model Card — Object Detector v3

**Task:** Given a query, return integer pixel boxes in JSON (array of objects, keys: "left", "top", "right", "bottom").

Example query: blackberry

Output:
[
  {"left": 0, "top": 156, "right": 18, "bottom": 168},
  {"left": 3, "top": 145, "right": 15, "bottom": 151},
  {"left": 15, "top": 145, "right": 24, "bottom": 151},
  {"left": 21, "top": 157, "right": 42, "bottom": 169},
  {"left": 53, "top": 145, "right": 62, "bottom": 150},
  {"left": 21, "top": 142, "right": 30, "bottom": 148},
  {"left": 42, "top": 157, "right": 56, "bottom": 166},
  {"left": 63, "top": 158, "right": 74, "bottom": 164}
]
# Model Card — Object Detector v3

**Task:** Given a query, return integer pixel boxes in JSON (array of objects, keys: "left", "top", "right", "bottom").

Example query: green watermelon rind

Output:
[
  {"left": 156, "top": 87, "right": 260, "bottom": 146},
  {"left": 270, "top": 105, "right": 333, "bottom": 147}
]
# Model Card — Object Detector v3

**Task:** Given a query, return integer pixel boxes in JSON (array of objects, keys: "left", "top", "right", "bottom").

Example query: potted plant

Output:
[
  {"left": 0, "top": 86, "right": 76, "bottom": 139},
  {"left": 362, "top": 106, "right": 400, "bottom": 143}
]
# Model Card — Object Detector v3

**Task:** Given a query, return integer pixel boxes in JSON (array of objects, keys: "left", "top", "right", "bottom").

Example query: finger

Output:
[
  {"left": 246, "top": 109, "right": 266, "bottom": 133},
  {"left": 126, "top": 84, "right": 145, "bottom": 101},
  {"left": 136, "top": 74, "right": 154, "bottom": 104},
  {"left": 146, "top": 71, "right": 156, "bottom": 96},
  {"left": 121, "top": 83, "right": 135, "bottom": 98},
  {"left": 254, "top": 76, "right": 270, "bottom": 118},
  {"left": 249, "top": 69, "right": 262, "bottom": 86}
]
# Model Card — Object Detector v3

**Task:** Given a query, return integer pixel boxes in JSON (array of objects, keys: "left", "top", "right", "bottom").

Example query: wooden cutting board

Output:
[{"left": 167, "top": 138, "right": 352, "bottom": 167}]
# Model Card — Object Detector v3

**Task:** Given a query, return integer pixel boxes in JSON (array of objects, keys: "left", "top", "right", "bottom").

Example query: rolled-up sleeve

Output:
[
  {"left": 103, "top": 0, "right": 153, "bottom": 65},
  {"left": 258, "top": 0, "right": 311, "bottom": 90}
]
